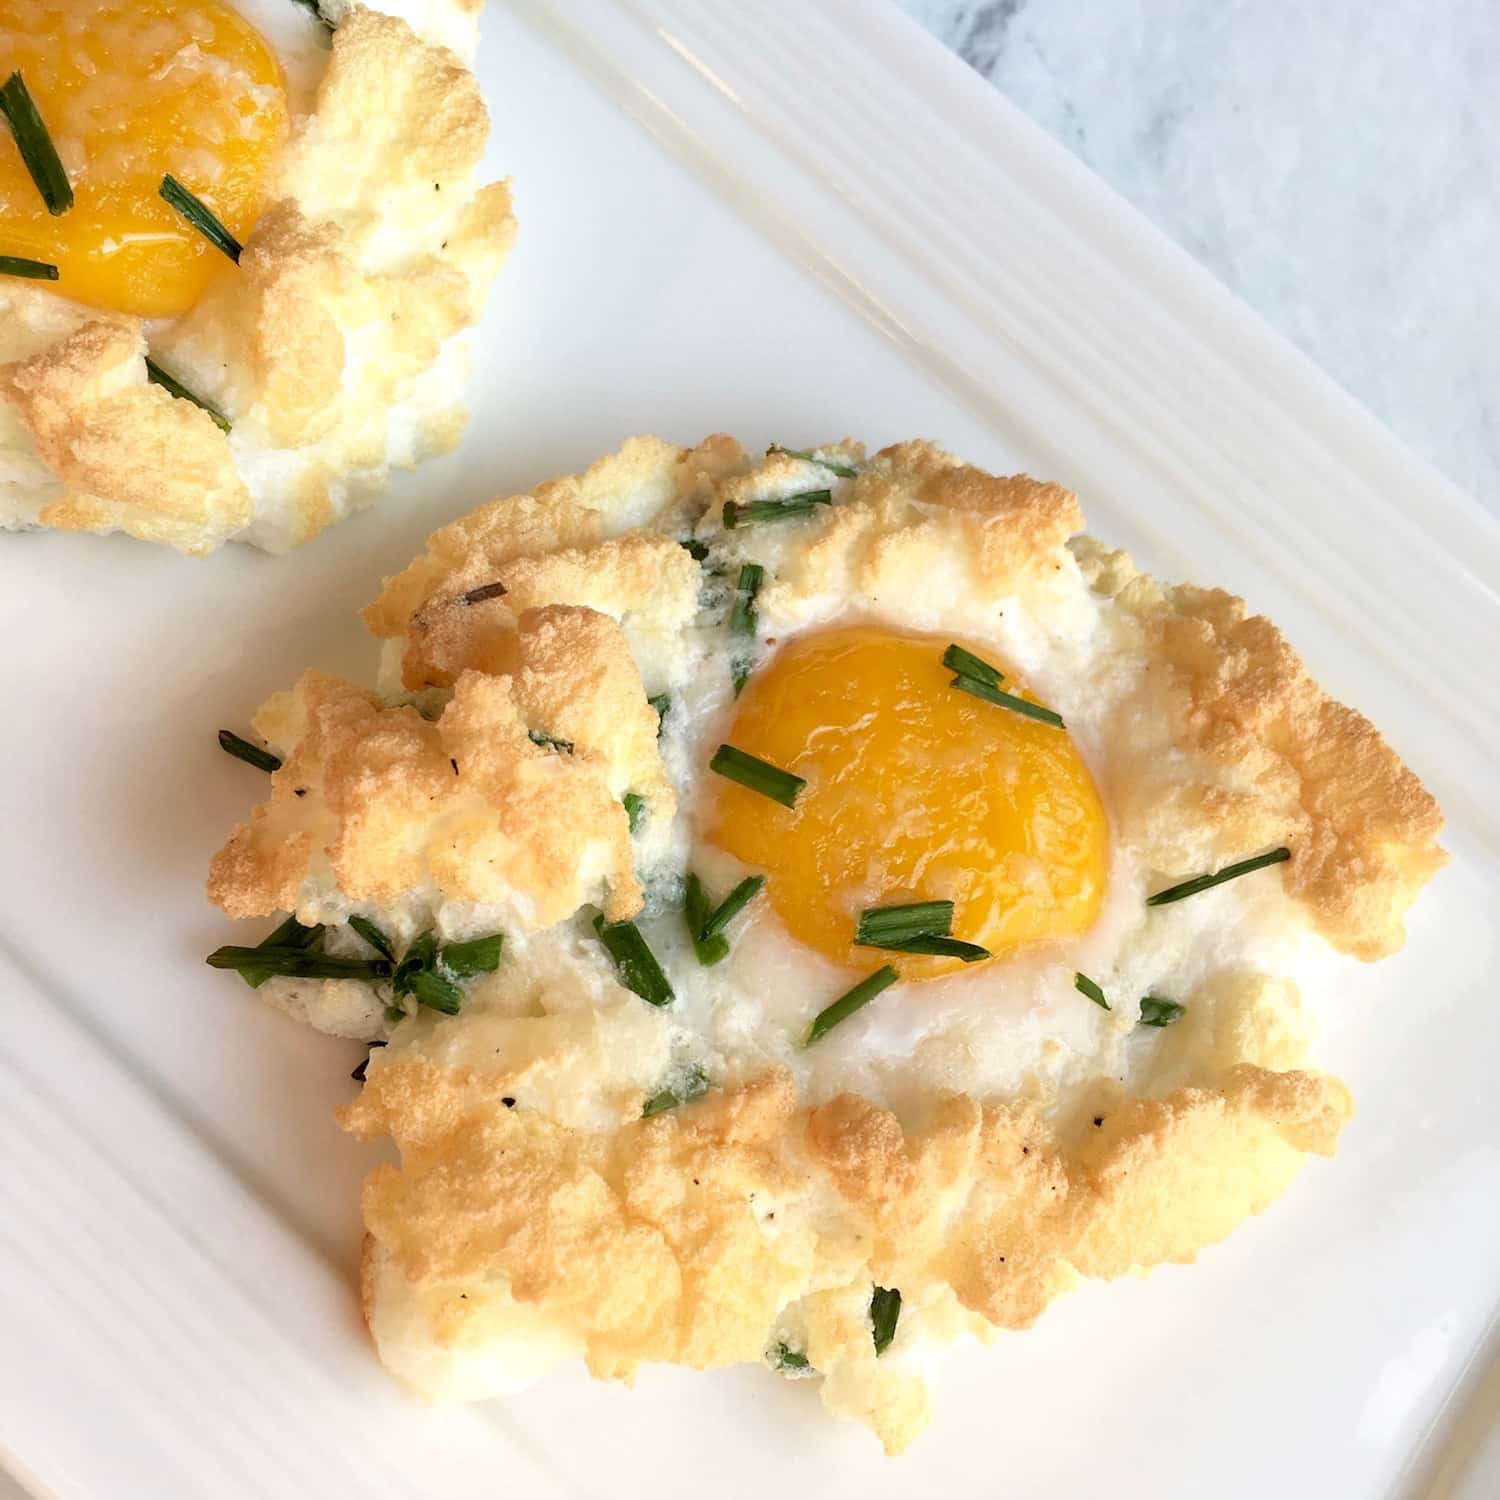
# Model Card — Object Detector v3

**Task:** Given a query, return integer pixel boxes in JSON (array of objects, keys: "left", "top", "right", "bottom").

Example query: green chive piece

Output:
[
  {"left": 347, "top": 916, "right": 395, "bottom": 961},
  {"left": 528, "top": 729, "right": 574, "bottom": 754},
  {"left": 870, "top": 1286, "right": 901, "bottom": 1355},
  {"left": 680, "top": 538, "right": 710, "bottom": 562},
  {"left": 684, "top": 874, "right": 731, "bottom": 966},
  {"left": 384, "top": 1003, "right": 408, "bottom": 1025},
  {"left": 867, "top": 934, "right": 991, "bottom": 963},
  {"left": 804, "top": 965, "right": 899, "bottom": 1046},
  {"left": 728, "top": 562, "right": 765, "bottom": 638},
  {"left": 440, "top": 932, "right": 504, "bottom": 978},
  {"left": 0, "top": 254, "right": 58, "bottom": 281},
  {"left": 732, "top": 660, "right": 752, "bottom": 697},
  {"left": 699, "top": 875, "right": 765, "bottom": 942},
  {"left": 1145, "top": 847, "right": 1292, "bottom": 907},
  {"left": 406, "top": 968, "right": 463, "bottom": 1014},
  {"left": 942, "top": 643, "right": 1004, "bottom": 689},
  {"left": 392, "top": 932, "right": 463, "bottom": 1014},
  {"left": 723, "top": 489, "right": 833, "bottom": 528},
  {"left": 218, "top": 729, "right": 281, "bottom": 773},
  {"left": 855, "top": 900, "right": 954, "bottom": 946},
  {"left": 769, "top": 445, "right": 858, "bottom": 479},
  {"left": 1074, "top": 972, "right": 1110, "bottom": 1011},
  {"left": 641, "top": 1064, "right": 709, "bottom": 1118},
  {"left": 950, "top": 674, "right": 1065, "bottom": 728},
  {"left": 147, "top": 357, "right": 232, "bottom": 433},
  {"left": 234, "top": 914, "right": 323, "bottom": 989},
  {"left": 769, "top": 1342, "right": 812, "bottom": 1372},
  {"left": 207, "top": 946, "right": 390, "bottom": 982},
  {"left": 709, "top": 744, "right": 804, "bottom": 808},
  {"left": 648, "top": 693, "right": 671, "bottom": 731},
  {"left": 594, "top": 914, "right": 674, "bottom": 1006},
  {"left": 0, "top": 73, "right": 72, "bottom": 215},
  {"left": 623, "top": 791, "right": 646, "bottom": 835},
  {"left": 159, "top": 173, "right": 242, "bottom": 263},
  {"left": 1138, "top": 996, "right": 1186, "bottom": 1028}
]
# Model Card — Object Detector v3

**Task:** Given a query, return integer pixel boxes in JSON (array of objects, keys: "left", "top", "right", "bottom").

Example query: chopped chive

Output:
[
  {"left": 1146, "top": 847, "right": 1292, "bottom": 907},
  {"left": 855, "top": 900, "right": 954, "bottom": 946},
  {"left": 405, "top": 968, "right": 462, "bottom": 1014},
  {"left": 641, "top": 1064, "right": 709, "bottom": 1118},
  {"left": 461, "top": 580, "right": 507, "bottom": 604},
  {"left": 942, "top": 643, "right": 1004, "bottom": 689},
  {"left": 159, "top": 173, "right": 242, "bottom": 263},
  {"left": 347, "top": 916, "right": 394, "bottom": 961},
  {"left": 147, "top": 357, "right": 232, "bottom": 433},
  {"left": 594, "top": 914, "right": 674, "bottom": 1006},
  {"left": 1138, "top": 996, "right": 1186, "bottom": 1028},
  {"left": 648, "top": 693, "right": 671, "bottom": 730},
  {"left": 440, "top": 932, "right": 504, "bottom": 977},
  {"left": 950, "top": 674, "right": 1065, "bottom": 728},
  {"left": 350, "top": 1040, "right": 386, "bottom": 1083},
  {"left": 0, "top": 254, "right": 58, "bottom": 281},
  {"left": 769, "top": 445, "right": 858, "bottom": 479},
  {"left": 1074, "top": 972, "right": 1110, "bottom": 1010},
  {"left": 0, "top": 73, "right": 72, "bottom": 215},
  {"left": 699, "top": 875, "right": 765, "bottom": 942},
  {"left": 723, "top": 490, "right": 832, "bottom": 528},
  {"left": 218, "top": 728, "right": 281, "bottom": 773},
  {"left": 867, "top": 934, "right": 991, "bottom": 963},
  {"left": 680, "top": 538, "right": 711, "bottom": 562},
  {"left": 384, "top": 1002, "right": 408, "bottom": 1024},
  {"left": 728, "top": 562, "right": 764, "bottom": 637},
  {"left": 870, "top": 1286, "right": 901, "bottom": 1355},
  {"left": 731, "top": 660, "right": 752, "bottom": 697},
  {"left": 207, "top": 946, "right": 391, "bottom": 982},
  {"left": 235, "top": 914, "right": 323, "bottom": 989},
  {"left": 804, "top": 965, "right": 899, "bottom": 1047},
  {"left": 769, "top": 1342, "right": 812, "bottom": 1372},
  {"left": 392, "top": 932, "right": 463, "bottom": 1014},
  {"left": 623, "top": 791, "right": 646, "bottom": 835},
  {"left": 684, "top": 874, "right": 731, "bottom": 966},
  {"left": 528, "top": 729, "right": 574, "bottom": 754},
  {"left": 709, "top": 744, "right": 804, "bottom": 808}
]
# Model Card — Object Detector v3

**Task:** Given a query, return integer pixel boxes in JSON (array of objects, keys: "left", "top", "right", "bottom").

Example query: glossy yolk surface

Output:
[
  {"left": 707, "top": 626, "right": 1108, "bottom": 979},
  {"left": 0, "top": 0, "right": 288, "bottom": 317}
]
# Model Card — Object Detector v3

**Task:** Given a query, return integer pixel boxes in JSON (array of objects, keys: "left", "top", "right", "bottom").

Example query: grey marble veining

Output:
[{"left": 896, "top": 0, "right": 1498, "bottom": 510}]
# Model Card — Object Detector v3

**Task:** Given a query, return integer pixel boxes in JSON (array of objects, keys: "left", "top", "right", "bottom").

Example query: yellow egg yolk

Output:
[
  {"left": 1, "top": 0, "right": 288, "bottom": 317},
  {"left": 707, "top": 626, "right": 1109, "bottom": 979}
]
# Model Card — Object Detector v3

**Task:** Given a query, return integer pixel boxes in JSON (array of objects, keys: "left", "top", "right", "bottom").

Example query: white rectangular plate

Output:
[{"left": 3, "top": 3, "right": 1498, "bottom": 1497}]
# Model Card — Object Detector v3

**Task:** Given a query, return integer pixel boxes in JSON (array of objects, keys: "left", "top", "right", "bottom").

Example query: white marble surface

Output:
[{"left": 897, "top": 0, "right": 1498, "bottom": 510}]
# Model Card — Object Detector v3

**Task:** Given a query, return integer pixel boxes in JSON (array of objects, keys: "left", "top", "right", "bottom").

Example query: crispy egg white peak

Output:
[
  {"left": 0, "top": 0, "right": 512, "bottom": 554},
  {"left": 207, "top": 435, "right": 1444, "bottom": 1452}
]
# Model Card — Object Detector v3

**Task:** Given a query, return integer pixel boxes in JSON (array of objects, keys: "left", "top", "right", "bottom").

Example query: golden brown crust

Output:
[
  {"left": 0, "top": 295, "right": 251, "bottom": 555},
  {"left": 0, "top": 7, "right": 514, "bottom": 554},
  {"left": 346, "top": 1012, "right": 1352, "bottom": 1455},
  {"left": 1075, "top": 538, "right": 1447, "bottom": 958},
  {"left": 363, "top": 435, "right": 720, "bottom": 691},
  {"left": 764, "top": 440, "right": 1083, "bottom": 611},
  {"left": 207, "top": 618, "right": 662, "bottom": 925}
]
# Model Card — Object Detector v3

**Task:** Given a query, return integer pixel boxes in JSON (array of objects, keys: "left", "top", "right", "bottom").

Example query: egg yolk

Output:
[
  {"left": 1, "top": 0, "right": 288, "bottom": 317},
  {"left": 707, "top": 627, "right": 1109, "bottom": 979}
]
